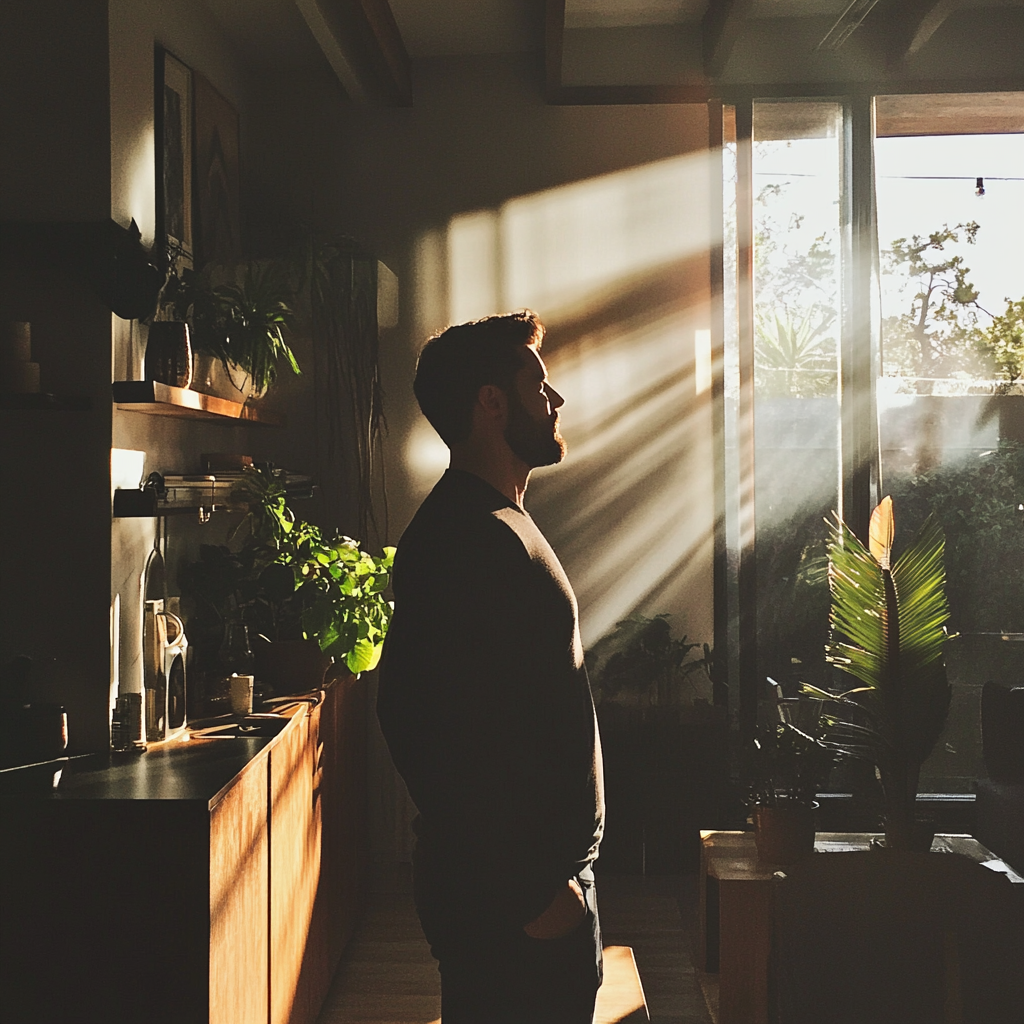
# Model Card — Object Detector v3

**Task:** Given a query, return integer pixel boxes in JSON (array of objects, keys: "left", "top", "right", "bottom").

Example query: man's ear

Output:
[{"left": 476, "top": 383, "right": 508, "bottom": 423}]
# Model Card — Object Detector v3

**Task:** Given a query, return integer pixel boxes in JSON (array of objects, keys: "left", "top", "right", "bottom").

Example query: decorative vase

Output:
[
  {"left": 753, "top": 802, "right": 817, "bottom": 864},
  {"left": 145, "top": 321, "right": 192, "bottom": 388}
]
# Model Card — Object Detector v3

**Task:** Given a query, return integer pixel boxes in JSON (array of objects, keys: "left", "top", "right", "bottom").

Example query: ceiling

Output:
[{"left": 203, "top": 0, "right": 1024, "bottom": 104}]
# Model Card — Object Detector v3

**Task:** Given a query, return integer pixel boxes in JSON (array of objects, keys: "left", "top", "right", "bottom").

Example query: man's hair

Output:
[{"left": 413, "top": 310, "right": 545, "bottom": 446}]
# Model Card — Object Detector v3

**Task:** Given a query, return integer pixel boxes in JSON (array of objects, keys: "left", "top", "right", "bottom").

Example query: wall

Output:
[
  {"left": 0, "top": 2, "right": 114, "bottom": 752},
  {"left": 254, "top": 53, "right": 716, "bottom": 860}
]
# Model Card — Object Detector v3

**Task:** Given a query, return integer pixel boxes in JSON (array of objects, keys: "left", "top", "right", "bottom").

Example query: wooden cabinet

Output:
[
  {"left": 211, "top": 755, "right": 270, "bottom": 1024},
  {"left": 0, "top": 676, "right": 367, "bottom": 1024}
]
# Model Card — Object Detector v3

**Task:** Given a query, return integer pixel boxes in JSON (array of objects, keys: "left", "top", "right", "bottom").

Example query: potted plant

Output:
[
  {"left": 589, "top": 615, "right": 727, "bottom": 872},
  {"left": 158, "top": 255, "right": 301, "bottom": 401},
  {"left": 215, "top": 261, "right": 300, "bottom": 399},
  {"left": 181, "top": 466, "right": 392, "bottom": 705},
  {"left": 802, "top": 496, "right": 954, "bottom": 851},
  {"left": 749, "top": 713, "right": 839, "bottom": 863}
]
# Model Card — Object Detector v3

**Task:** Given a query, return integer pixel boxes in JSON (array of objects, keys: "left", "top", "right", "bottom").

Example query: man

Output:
[{"left": 377, "top": 310, "right": 605, "bottom": 1023}]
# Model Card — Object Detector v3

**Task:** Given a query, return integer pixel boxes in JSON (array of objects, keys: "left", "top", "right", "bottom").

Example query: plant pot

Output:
[
  {"left": 145, "top": 321, "right": 192, "bottom": 388},
  {"left": 191, "top": 352, "right": 248, "bottom": 403},
  {"left": 753, "top": 802, "right": 817, "bottom": 864},
  {"left": 253, "top": 638, "right": 331, "bottom": 697}
]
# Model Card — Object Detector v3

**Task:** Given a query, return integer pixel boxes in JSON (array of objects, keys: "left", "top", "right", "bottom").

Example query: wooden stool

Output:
[{"left": 594, "top": 945, "right": 649, "bottom": 1023}]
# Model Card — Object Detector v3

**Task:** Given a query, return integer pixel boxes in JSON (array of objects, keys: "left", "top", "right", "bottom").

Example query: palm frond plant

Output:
[{"left": 802, "top": 497, "right": 954, "bottom": 850}]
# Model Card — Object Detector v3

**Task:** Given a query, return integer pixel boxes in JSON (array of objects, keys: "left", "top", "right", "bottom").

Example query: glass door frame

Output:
[{"left": 710, "top": 94, "right": 882, "bottom": 753}]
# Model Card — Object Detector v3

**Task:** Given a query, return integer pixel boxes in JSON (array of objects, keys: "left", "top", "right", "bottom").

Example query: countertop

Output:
[{"left": 0, "top": 705, "right": 309, "bottom": 809}]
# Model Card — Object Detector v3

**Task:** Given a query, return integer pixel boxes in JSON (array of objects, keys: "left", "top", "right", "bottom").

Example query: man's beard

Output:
[{"left": 505, "top": 391, "right": 566, "bottom": 468}]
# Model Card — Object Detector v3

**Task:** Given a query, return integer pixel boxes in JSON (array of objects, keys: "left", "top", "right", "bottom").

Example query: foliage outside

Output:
[
  {"left": 802, "top": 498, "right": 954, "bottom": 848},
  {"left": 754, "top": 179, "right": 839, "bottom": 398},
  {"left": 181, "top": 467, "right": 393, "bottom": 675}
]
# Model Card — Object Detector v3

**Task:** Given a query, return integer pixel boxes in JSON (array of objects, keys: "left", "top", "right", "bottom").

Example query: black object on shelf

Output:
[
  {"left": 0, "top": 392, "right": 91, "bottom": 411},
  {"left": 113, "top": 470, "right": 314, "bottom": 518},
  {"left": 112, "top": 379, "right": 284, "bottom": 426}
]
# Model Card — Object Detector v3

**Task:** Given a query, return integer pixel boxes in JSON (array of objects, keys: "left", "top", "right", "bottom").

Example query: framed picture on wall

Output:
[
  {"left": 156, "top": 48, "right": 193, "bottom": 265},
  {"left": 193, "top": 72, "right": 241, "bottom": 264}
]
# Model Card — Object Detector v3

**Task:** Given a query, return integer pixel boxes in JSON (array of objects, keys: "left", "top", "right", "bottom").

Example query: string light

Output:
[{"left": 976, "top": 177, "right": 986, "bottom": 197}]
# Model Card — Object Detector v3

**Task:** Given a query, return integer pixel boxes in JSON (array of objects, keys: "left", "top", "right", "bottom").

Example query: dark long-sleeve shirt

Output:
[{"left": 377, "top": 469, "right": 604, "bottom": 927}]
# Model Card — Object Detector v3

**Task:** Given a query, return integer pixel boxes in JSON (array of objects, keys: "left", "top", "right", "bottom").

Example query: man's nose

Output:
[{"left": 547, "top": 385, "right": 565, "bottom": 410}]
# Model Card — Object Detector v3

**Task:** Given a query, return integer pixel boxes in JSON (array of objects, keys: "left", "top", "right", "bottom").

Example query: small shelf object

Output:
[
  {"left": 114, "top": 470, "right": 314, "bottom": 519},
  {"left": 112, "top": 380, "right": 284, "bottom": 426}
]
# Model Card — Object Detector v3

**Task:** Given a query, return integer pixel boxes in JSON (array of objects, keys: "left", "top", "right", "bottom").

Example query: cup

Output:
[{"left": 230, "top": 674, "right": 254, "bottom": 716}]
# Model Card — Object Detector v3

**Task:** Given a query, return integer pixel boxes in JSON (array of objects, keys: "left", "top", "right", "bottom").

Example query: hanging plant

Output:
[{"left": 308, "top": 238, "right": 387, "bottom": 541}]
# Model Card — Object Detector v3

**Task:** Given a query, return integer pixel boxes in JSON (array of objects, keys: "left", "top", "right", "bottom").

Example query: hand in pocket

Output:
[{"left": 523, "top": 878, "right": 586, "bottom": 940}]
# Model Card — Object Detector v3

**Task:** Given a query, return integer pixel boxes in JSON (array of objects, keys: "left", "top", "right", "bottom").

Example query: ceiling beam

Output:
[
  {"left": 545, "top": 0, "right": 566, "bottom": 101},
  {"left": 702, "top": 0, "right": 755, "bottom": 79},
  {"left": 816, "top": 0, "right": 882, "bottom": 51},
  {"left": 293, "top": 0, "right": 411, "bottom": 105},
  {"left": 900, "top": 0, "right": 961, "bottom": 60}
]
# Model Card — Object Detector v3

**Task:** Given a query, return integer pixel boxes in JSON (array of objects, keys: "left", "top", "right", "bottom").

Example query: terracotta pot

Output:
[
  {"left": 753, "top": 802, "right": 817, "bottom": 864},
  {"left": 145, "top": 321, "right": 192, "bottom": 388},
  {"left": 253, "top": 638, "right": 331, "bottom": 697}
]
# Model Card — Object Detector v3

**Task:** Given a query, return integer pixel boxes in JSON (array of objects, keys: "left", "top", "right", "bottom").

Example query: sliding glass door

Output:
[{"left": 715, "top": 92, "right": 1024, "bottom": 796}]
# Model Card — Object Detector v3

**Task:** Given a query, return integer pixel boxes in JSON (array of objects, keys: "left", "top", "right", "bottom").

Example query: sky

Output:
[{"left": 751, "top": 130, "right": 1024, "bottom": 329}]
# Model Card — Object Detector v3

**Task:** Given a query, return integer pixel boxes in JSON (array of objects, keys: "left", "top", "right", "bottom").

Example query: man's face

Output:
[{"left": 505, "top": 345, "right": 566, "bottom": 468}]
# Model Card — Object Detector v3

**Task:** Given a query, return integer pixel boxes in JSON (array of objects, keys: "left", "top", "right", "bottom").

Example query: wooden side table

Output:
[{"left": 695, "top": 830, "right": 1024, "bottom": 1024}]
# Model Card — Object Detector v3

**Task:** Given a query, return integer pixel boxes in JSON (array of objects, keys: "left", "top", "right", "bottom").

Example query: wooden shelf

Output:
[
  {"left": 0, "top": 392, "right": 92, "bottom": 411},
  {"left": 112, "top": 381, "right": 284, "bottom": 426}
]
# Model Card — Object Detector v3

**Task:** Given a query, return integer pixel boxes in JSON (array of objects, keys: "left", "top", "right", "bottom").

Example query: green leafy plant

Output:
[
  {"left": 974, "top": 297, "right": 1024, "bottom": 390},
  {"left": 750, "top": 717, "right": 839, "bottom": 808},
  {"left": 802, "top": 497, "right": 954, "bottom": 848},
  {"left": 182, "top": 467, "right": 392, "bottom": 675},
  {"left": 591, "top": 614, "right": 704, "bottom": 706},
  {"left": 215, "top": 261, "right": 301, "bottom": 397}
]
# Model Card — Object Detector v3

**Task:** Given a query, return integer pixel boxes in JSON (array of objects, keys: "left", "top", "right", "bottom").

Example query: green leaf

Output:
[{"left": 346, "top": 638, "right": 377, "bottom": 674}]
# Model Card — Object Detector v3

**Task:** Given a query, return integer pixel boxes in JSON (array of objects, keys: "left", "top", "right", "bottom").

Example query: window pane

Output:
[
  {"left": 876, "top": 125, "right": 1024, "bottom": 793},
  {"left": 751, "top": 101, "right": 842, "bottom": 691}
]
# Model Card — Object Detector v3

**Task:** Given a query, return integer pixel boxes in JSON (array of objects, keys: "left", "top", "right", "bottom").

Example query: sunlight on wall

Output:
[
  {"left": 405, "top": 418, "right": 450, "bottom": 490},
  {"left": 501, "top": 153, "right": 714, "bottom": 320},
  {"left": 531, "top": 316, "right": 713, "bottom": 644},
  {"left": 407, "top": 153, "right": 716, "bottom": 646},
  {"left": 448, "top": 210, "right": 501, "bottom": 324},
  {"left": 695, "top": 328, "right": 712, "bottom": 395}
]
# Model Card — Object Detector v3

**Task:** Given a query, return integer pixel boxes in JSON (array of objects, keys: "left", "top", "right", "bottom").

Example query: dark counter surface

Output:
[{"left": 0, "top": 735, "right": 273, "bottom": 808}]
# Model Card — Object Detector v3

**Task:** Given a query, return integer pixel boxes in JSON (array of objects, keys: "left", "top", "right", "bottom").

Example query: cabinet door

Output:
[
  {"left": 271, "top": 709, "right": 320, "bottom": 1024},
  {"left": 335, "top": 673, "right": 369, "bottom": 956},
  {"left": 210, "top": 757, "right": 270, "bottom": 1024}
]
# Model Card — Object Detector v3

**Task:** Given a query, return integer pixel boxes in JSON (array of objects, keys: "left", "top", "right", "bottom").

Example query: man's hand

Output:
[{"left": 522, "top": 877, "right": 586, "bottom": 939}]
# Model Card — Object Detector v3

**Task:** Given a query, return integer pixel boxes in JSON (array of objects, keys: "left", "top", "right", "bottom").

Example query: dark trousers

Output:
[{"left": 413, "top": 860, "right": 603, "bottom": 1024}]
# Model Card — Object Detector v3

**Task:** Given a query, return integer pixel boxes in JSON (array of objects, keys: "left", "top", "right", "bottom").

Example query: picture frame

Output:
[
  {"left": 155, "top": 48, "right": 193, "bottom": 266},
  {"left": 193, "top": 72, "right": 241, "bottom": 264}
]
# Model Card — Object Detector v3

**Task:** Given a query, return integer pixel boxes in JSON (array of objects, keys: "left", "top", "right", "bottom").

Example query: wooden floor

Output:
[{"left": 315, "top": 870, "right": 712, "bottom": 1024}]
